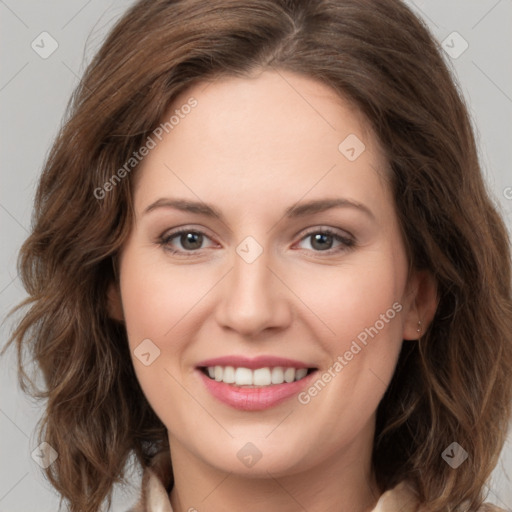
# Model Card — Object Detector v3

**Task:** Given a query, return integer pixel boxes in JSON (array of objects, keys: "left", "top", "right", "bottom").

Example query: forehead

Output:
[
  {"left": 133, "top": 70, "right": 391, "bottom": 218},
  {"left": 168, "top": 69, "right": 376, "bottom": 157}
]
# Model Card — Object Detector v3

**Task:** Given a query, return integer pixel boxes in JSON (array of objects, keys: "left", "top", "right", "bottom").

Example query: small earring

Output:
[{"left": 417, "top": 320, "right": 422, "bottom": 334}]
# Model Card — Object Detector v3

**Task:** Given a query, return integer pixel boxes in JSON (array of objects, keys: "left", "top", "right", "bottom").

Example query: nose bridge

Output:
[{"left": 215, "top": 236, "right": 290, "bottom": 335}]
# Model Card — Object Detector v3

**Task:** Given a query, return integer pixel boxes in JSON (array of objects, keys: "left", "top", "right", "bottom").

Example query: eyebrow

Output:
[{"left": 143, "top": 197, "right": 375, "bottom": 221}]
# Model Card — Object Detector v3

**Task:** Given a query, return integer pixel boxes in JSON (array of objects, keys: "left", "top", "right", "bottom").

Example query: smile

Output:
[{"left": 195, "top": 356, "right": 318, "bottom": 411}]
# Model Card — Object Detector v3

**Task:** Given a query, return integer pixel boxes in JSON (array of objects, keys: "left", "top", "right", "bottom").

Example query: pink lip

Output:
[
  {"left": 196, "top": 369, "right": 318, "bottom": 411},
  {"left": 196, "top": 355, "right": 313, "bottom": 370}
]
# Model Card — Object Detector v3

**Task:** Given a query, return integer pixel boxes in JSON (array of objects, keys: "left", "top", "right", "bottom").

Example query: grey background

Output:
[{"left": 1, "top": 1, "right": 511, "bottom": 510}]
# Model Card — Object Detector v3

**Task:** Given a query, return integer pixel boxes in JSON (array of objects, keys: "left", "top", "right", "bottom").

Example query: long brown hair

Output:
[{"left": 3, "top": 0, "right": 511, "bottom": 511}]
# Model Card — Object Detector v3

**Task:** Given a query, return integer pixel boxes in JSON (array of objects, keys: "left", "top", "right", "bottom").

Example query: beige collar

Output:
[
  {"left": 127, "top": 452, "right": 421, "bottom": 512},
  {"left": 127, "top": 452, "right": 510, "bottom": 512}
]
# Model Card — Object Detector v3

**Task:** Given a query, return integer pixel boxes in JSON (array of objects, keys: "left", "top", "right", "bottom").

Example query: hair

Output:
[{"left": 2, "top": 0, "right": 511, "bottom": 511}]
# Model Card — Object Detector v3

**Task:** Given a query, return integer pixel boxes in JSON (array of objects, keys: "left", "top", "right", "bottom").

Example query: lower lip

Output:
[{"left": 197, "top": 369, "right": 317, "bottom": 411}]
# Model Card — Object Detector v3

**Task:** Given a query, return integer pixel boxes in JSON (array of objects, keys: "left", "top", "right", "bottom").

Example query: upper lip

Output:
[{"left": 196, "top": 355, "right": 316, "bottom": 370}]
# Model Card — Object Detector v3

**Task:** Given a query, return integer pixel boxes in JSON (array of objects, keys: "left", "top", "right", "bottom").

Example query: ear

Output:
[
  {"left": 402, "top": 269, "right": 439, "bottom": 340},
  {"left": 107, "top": 280, "right": 125, "bottom": 322}
]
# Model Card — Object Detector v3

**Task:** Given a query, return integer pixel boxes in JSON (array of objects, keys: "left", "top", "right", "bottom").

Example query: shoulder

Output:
[
  {"left": 373, "top": 481, "right": 507, "bottom": 512},
  {"left": 126, "top": 451, "right": 174, "bottom": 512},
  {"left": 372, "top": 480, "right": 420, "bottom": 511}
]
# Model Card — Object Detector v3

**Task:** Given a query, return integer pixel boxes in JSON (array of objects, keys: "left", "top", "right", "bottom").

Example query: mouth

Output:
[
  {"left": 198, "top": 365, "right": 317, "bottom": 387},
  {"left": 195, "top": 357, "right": 319, "bottom": 411}
]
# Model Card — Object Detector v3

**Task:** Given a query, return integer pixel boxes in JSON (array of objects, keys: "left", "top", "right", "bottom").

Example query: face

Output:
[{"left": 110, "top": 69, "right": 433, "bottom": 478}]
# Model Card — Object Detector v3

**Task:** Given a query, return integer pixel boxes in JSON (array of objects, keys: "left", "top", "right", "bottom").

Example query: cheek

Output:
[
  {"left": 289, "top": 252, "right": 406, "bottom": 351},
  {"left": 293, "top": 283, "right": 404, "bottom": 441},
  {"left": 118, "top": 248, "right": 201, "bottom": 420},
  {"left": 119, "top": 249, "right": 206, "bottom": 347},
  {"left": 295, "top": 245, "right": 407, "bottom": 417}
]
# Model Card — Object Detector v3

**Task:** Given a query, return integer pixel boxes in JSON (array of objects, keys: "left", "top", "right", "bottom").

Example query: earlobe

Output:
[
  {"left": 402, "top": 270, "right": 439, "bottom": 340},
  {"left": 107, "top": 281, "right": 125, "bottom": 322}
]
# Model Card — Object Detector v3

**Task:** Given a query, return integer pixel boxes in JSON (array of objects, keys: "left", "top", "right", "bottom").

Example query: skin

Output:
[{"left": 109, "top": 69, "right": 437, "bottom": 512}]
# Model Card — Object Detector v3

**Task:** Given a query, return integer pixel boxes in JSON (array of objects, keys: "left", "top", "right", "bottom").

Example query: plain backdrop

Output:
[{"left": 1, "top": 1, "right": 511, "bottom": 511}]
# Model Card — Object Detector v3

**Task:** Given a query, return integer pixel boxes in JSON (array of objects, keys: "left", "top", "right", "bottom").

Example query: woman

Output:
[{"left": 3, "top": 0, "right": 511, "bottom": 511}]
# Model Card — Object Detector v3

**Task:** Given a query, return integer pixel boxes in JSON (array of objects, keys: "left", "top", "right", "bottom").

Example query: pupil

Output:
[
  {"left": 312, "top": 233, "right": 332, "bottom": 251},
  {"left": 182, "top": 232, "right": 202, "bottom": 250}
]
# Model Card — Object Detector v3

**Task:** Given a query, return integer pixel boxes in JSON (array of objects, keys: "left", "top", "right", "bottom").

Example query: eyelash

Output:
[{"left": 157, "top": 226, "right": 356, "bottom": 258}]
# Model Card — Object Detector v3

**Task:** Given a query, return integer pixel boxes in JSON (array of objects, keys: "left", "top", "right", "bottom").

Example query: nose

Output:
[{"left": 214, "top": 245, "right": 292, "bottom": 337}]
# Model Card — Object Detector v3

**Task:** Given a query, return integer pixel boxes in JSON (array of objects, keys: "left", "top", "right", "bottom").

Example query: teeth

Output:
[
  {"left": 295, "top": 368, "right": 308, "bottom": 380},
  {"left": 284, "top": 367, "right": 295, "bottom": 383},
  {"left": 253, "top": 368, "right": 271, "bottom": 386},
  {"left": 271, "top": 367, "right": 284, "bottom": 384},
  {"left": 223, "top": 366, "right": 235, "bottom": 384},
  {"left": 204, "top": 366, "right": 311, "bottom": 386},
  {"left": 234, "top": 367, "right": 252, "bottom": 385}
]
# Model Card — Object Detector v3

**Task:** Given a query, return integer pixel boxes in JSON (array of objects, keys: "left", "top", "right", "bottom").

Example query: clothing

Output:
[{"left": 126, "top": 452, "right": 505, "bottom": 512}]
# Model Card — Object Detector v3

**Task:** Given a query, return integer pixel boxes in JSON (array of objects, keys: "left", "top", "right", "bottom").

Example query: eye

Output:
[
  {"left": 158, "top": 228, "right": 216, "bottom": 256},
  {"left": 295, "top": 228, "right": 355, "bottom": 253},
  {"left": 158, "top": 226, "right": 356, "bottom": 257}
]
